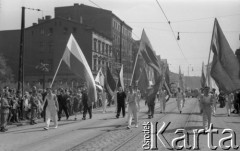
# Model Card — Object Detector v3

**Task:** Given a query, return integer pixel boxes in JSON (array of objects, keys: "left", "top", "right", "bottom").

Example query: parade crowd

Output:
[{"left": 1, "top": 84, "right": 240, "bottom": 132}]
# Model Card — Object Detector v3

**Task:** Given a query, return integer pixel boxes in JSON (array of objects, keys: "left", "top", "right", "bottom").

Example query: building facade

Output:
[
  {"left": 0, "top": 16, "right": 113, "bottom": 87},
  {"left": 55, "top": 3, "right": 133, "bottom": 85}
]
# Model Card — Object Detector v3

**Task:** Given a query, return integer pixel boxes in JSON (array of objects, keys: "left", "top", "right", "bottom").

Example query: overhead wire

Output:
[{"left": 155, "top": 0, "right": 189, "bottom": 64}]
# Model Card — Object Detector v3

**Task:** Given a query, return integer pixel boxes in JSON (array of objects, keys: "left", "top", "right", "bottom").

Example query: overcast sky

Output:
[{"left": 0, "top": 0, "right": 240, "bottom": 76}]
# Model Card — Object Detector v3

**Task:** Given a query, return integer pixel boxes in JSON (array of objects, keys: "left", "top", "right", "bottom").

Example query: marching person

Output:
[
  {"left": 0, "top": 90, "right": 10, "bottom": 132},
  {"left": 82, "top": 85, "right": 92, "bottom": 120},
  {"left": 159, "top": 88, "right": 167, "bottom": 113},
  {"left": 176, "top": 88, "right": 184, "bottom": 114},
  {"left": 102, "top": 88, "right": 107, "bottom": 113},
  {"left": 126, "top": 85, "right": 139, "bottom": 129},
  {"left": 57, "top": 89, "right": 69, "bottom": 121},
  {"left": 225, "top": 93, "right": 233, "bottom": 116},
  {"left": 199, "top": 86, "right": 214, "bottom": 130},
  {"left": 42, "top": 88, "right": 59, "bottom": 130},
  {"left": 211, "top": 88, "right": 218, "bottom": 116},
  {"left": 29, "top": 86, "right": 42, "bottom": 125},
  {"left": 116, "top": 87, "right": 126, "bottom": 118}
]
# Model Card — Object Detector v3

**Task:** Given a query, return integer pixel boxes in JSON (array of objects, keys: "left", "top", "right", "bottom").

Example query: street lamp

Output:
[{"left": 36, "top": 62, "right": 49, "bottom": 90}]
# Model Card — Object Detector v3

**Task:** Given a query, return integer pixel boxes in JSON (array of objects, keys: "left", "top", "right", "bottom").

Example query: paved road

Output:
[{"left": 0, "top": 98, "right": 239, "bottom": 151}]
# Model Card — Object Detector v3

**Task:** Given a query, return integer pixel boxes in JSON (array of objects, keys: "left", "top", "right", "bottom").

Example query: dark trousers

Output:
[
  {"left": 31, "top": 108, "right": 37, "bottom": 123},
  {"left": 116, "top": 103, "right": 125, "bottom": 117},
  {"left": 1, "top": 112, "right": 9, "bottom": 129},
  {"left": 12, "top": 109, "right": 19, "bottom": 122},
  {"left": 148, "top": 104, "right": 155, "bottom": 117},
  {"left": 83, "top": 105, "right": 92, "bottom": 118},
  {"left": 58, "top": 104, "right": 69, "bottom": 119}
]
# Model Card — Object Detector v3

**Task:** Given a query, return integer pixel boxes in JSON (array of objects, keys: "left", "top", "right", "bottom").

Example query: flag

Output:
[
  {"left": 200, "top": 62, "right": 206, "bottom": 88},
  {"left": 95, "top": 67, "right": 104, "bottom": 86},
  {"left": 117, "top": 64, "right": 124, "bottom": 90},
  {"left": 139, "top": 30, "right": 161, "bottom": 74},
  {"left": 105, "top": 66, "right": 116, "bottom": 96},
  {"left": 206, "top": 62, "right": 218, "bottom": 93},
  {"left": 210, "top": 18, "right": 240, "bottom": 93},
  {"left": 130, "top": 52, "right": 144, "bottom": 86},
  {"left": 136, "top": 29, "right": 162, "bottom": 103},
  {"left": 138, "top": 67, "right": 149, "bottom": 94},
  {"left": 179, "top": 66, "right": 184, "bottom": 91},
  {"left": 62, "top": 34, "right": 97, "bottom": 103}
]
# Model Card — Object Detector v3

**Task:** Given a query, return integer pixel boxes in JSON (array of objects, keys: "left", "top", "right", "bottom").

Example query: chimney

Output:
[
  {"left": 32, "top": 23, "right": 37, "bottom": 26},
  {"left": 45, "top": 15, "right": 51, "bottom": 20},
  {"left": 74, "top": 3, "right": 79, "bottom": 6}
]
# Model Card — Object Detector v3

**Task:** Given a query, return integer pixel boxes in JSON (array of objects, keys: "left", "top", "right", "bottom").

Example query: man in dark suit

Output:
[
  {"left": 57, "top": 89, "right": 69, "bottom": 121},
  {"left": 82, "top": 85, "right": 92, "bottom": 120},
  {"left": 116, "top": 87, "right": 126, "bottom": 118}
]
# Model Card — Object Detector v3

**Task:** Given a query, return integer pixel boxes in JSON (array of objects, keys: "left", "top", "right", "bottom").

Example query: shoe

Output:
[
  {"left": 116, "top": 115, "right": 119, "bottom": 119},
  {"left": 53, "top": 126, "right": 58, "bottom": 129},
  {"left": 89, "top": 116, "right": 92, "bottom": 119},
  {"left": 148, "top": 115, "right": 151, "bottom": 119},
  {"left": 33, "top": 121, "right": 37, "bottom": 124},
  {"left": 0, "top": 128, "right": 7, "bottom": 132},
  {"left": 82, "top": 117, "right": 86, "bottom": 120},
  {"left": 127, "top": 126, "right": 131, "bottom": 129},
  {"left": 66, "top": 116, "right": 69, "bottom": 120},
  {"left": 74, "top": 118, "right": 77, "bottom": 121},
  {"left": 58, "top": 118, "right": 61, "bottom": 121},
  {"left": 44, "top": 127, "right": 49, "bottom": 130},
  {"left": 180, "top": 111, "right": 182, "bottom": 114}
]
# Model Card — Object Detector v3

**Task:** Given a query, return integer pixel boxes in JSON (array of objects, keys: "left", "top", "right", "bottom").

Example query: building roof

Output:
[
  {"left": 26, "top": 16, "right": 112, "bottom": 41},
  {"left": 55, "top": 3, "right": 132, "bottom": 30}
]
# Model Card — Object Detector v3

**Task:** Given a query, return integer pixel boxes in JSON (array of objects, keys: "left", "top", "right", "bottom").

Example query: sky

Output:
[{"left": 0, "top": 0, "right": 240, "bottom": 76}]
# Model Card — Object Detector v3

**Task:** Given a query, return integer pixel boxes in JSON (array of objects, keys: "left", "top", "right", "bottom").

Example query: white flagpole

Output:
[
  {"left": 50, "top": 58, "right": 63, "bottom": 88},
  {"left": 130, "top": 51, "right": 140, "bottom": 86}
]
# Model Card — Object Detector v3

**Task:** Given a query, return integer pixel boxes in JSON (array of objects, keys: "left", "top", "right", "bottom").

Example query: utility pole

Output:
[
  {"left": 17, "top": 7, "right": 41, "bottom": 96},
  {"left": 17, "top": 7, "right": 25, "bottom": 96}
]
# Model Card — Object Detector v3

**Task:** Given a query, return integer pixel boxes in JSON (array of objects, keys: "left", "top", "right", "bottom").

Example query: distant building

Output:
[
  {"left": 0, "top": 16, "right": 113, "bottom": 86},
  {"left": 55, "top": 3, "right": 133, "bottom": 84}
]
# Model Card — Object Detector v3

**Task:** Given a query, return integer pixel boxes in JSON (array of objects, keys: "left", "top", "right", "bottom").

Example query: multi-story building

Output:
[
  {"left": 0, "top": 16, "right": 113, "bottom": 87},
  {"left": 55, "top": 3, "right": 133, "bottom": 85}
]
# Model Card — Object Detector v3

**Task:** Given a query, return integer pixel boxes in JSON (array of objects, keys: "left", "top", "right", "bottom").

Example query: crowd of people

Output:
[{"left": 1, "top": 83, "right": 240, "bottom": 132}]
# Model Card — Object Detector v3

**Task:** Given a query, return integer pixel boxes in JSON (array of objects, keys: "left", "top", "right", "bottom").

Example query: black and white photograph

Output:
[{"left": 0, "top": 0, "right": 240, "bottom": 150}]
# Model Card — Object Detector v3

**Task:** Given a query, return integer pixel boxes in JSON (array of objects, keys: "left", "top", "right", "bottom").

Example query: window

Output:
[
  {"left": 98, "top": 41, "right": 101, "bottom": 53},
  {"left": 40, "top": 29, "right": 45, "bottom": 35},
  {"left": 106, "top": 44, "right": 109, "bottom": 56},
  {"left": 102, "top": 42, "right": 105, "bottom": 54},
  {"left": 73, "top": 27, "right": 77, "bottom": 33},
  {"left": 94, "top": 39, "right": 97, "bottom": 52},
  {"left": 48, "top": 42, "right": 53, "bottom": 52},
  {"left": 94, "top": 58, "right": 97, "bottom": 71},
  {"left": 98, "top": 60, "right": 101, "bottom": 70},
  {"left": 63, "top": 27, "right": 68, "bottom": 34}
]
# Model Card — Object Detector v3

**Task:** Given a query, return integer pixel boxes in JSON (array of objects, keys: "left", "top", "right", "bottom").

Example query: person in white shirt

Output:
[{"left": 42, "top": 88, "right": 59, "bottom": 130}]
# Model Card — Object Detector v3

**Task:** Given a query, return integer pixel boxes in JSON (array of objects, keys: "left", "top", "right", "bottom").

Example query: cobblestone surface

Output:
[{"left": 68, "top": 100, "right": 177, "bottom": 151}]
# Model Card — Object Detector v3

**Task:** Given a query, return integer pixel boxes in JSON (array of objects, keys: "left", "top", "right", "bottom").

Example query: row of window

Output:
[
  {"left": 93, "top": 39, "right": 112, "bottom": 57},
  {"left": 39, "top": 41, "right": 54, "bottom": 52},
  {"left": 92, "top": 58, "right": 111, "bottom": 71},
  {"left": 35, "top": 26, "right": 77, "bottom": 36},
  {"left": 112, "top": 20, "right": 131, "bottom": 37}
]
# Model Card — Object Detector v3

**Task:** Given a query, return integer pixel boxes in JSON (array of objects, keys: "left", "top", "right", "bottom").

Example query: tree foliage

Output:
[{"left": 0, "top": 53, "right": 14, "bottom": 83}]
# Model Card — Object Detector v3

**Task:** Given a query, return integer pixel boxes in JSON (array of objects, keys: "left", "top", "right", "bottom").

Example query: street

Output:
[{"left": 0, "top": 98, "right": 239, "bottom": 151}]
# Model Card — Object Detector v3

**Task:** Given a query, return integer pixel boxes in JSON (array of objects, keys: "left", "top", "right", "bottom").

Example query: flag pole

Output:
[
  {"left": 206, "top": 19, "right": 216, "bottom": 87},
  {"left": 50, "top": 58, "right": 63, "bottom": 88},
  {"left": 130, "top": 51, "right": 140, "bottom": 86}
]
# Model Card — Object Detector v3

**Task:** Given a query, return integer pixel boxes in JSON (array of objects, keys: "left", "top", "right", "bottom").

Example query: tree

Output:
[{"left": 0, "top": 53, "right": 14, "bottom": 83}]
